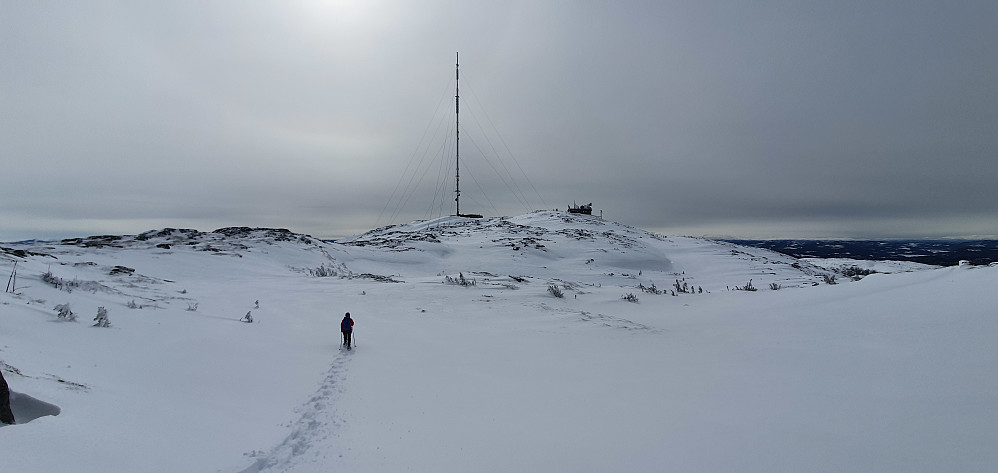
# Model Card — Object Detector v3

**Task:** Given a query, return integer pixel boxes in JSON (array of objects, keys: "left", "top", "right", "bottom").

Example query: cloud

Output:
[{"left": 1, "top": 1, "right": 996, "bottom": 241}]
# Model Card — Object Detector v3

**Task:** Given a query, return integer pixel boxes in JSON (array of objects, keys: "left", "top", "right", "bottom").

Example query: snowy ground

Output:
[{"left": 2, "top": 212, "right": 996, "bottom": 472}]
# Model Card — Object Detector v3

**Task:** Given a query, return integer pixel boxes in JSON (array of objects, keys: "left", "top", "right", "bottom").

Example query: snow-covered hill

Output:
[
  {"left": 346, "top": 211, "right": 845, "bottom": 290},
  {"left": 2, "top": 213, "right": 996, "bottom": 472}
]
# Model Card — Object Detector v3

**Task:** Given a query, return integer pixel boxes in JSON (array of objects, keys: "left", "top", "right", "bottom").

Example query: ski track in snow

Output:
[{"left": 237, "top": 349, "right": 353, "bottom": 473}]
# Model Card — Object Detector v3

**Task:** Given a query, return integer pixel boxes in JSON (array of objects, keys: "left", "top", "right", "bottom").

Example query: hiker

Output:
[
  {"left": 341, "top": 312, "right": 354, "bottom": 349},
  {"left": 0, "top": 370, "right": 14, "bottom": 425}
]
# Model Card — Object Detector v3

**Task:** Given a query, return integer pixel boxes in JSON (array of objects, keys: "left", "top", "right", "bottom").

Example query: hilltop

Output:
[{"left": 345, "top": 211, "right": 876, "bottom": 291}]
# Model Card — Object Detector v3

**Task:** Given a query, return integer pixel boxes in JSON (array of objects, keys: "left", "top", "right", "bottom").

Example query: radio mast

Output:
[{"left": 454, "top": 52, "right": 461, "bottom": 216}]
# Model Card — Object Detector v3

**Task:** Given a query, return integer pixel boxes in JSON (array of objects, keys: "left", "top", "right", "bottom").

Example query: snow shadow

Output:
[{"left": 6, "top": 391, "right": 61, "bottom": 425}]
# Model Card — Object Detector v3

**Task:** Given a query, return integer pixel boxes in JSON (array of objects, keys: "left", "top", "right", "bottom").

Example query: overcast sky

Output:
[{"left": 2, "top": 1, "right": 996, "bottom": 241}]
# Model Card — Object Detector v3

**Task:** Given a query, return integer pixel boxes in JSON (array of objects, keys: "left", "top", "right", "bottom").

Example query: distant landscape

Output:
[{"left": 724, "top": 239, "right": 998, "bottom": 266}]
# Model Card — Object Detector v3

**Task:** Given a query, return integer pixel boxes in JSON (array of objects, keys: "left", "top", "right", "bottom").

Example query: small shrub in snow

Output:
[
  {"left": 41, "top": 269, "right": 59, "bottom": 287},
  {"left": 840, "top": 266, "right": 876, "bottom": 280},
  {"left": 673, "top": 279, "right": 691, "bottom": 294},
  {"left": 42, "top": 270, "right": 80, "bottom": 293},
  {"left": 55, "top": 303, "right": 77, "bottom": 321},
  {"left": 126, "top": 299, "right": 139, "bottom": 309},
  {"left": 740, "top": 279, "right": 757, "bottom": 291},
  {"left": 93, "top": 306, "right": 110, "bottom": 327},
  {"left": 770, "top": 283, "right": 782, "bottom": 291},
  {"left": 241, "top": 311, "right": 253, "bottom": 323},
  {"left": 822, "top": 274, "right": 838, "bottom": 285},
  {"left": 109, "top": 265, "right": 135, "bottom": 276},
  {"left": 444, "top": 272, "right": 476, "bottom": 286},
  {"left": 638, "top": 283, "right": 662, "bottom": 295},
  {"left": 187, "top": 302, "right": 199, "bottom": 311},
  {"left": 622, "top": 293, "right": 639, "bottom": 303},
  {"left": 548, "top": 284, "right": 564, "bottom": 298},
  {"left": 309, "top": 264, "right": 338, "bottom": 277}
]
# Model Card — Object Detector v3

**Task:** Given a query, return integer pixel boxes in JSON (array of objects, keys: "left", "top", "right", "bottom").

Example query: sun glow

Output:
[{"left": 292, "top": 0, "right": 389, "bottom": 32}]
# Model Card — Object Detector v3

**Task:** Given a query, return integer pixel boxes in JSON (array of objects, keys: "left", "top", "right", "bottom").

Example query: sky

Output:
[{"left": 2, "top": 0, "right": 996, "bottom": 241}]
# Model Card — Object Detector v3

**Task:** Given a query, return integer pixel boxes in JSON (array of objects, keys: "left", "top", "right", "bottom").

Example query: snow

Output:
[
  {"left": 2, "top": 213, "right": 996, "bottom": 472},
  {"left": 801, "top": 257, "right": 939, "bottom": 274}
]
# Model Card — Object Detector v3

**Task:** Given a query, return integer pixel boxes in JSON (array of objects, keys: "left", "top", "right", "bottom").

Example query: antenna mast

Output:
[{"left": 454, "top": 52, "right": 461, "bottom": 217}]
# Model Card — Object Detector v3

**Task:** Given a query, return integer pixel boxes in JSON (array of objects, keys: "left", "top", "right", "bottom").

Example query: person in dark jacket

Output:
[
  {"left": 341, "top": 312, "right": 354, "bottom": 349},
  {"left": 0, "top": 370, "right": 15, "bottom": 425}
]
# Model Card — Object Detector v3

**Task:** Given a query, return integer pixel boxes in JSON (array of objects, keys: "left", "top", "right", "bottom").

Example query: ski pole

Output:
[{"left": 6, "top": 262, "right": 16, "bottom": 293}]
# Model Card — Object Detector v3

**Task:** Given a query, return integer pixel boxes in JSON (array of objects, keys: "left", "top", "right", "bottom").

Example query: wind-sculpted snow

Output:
[
  {"left": 3, "top": 213, "right": 995, "bottom": 472},
  {"left": 6, "top": 391, "right": 62, "bottom": 424}
]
